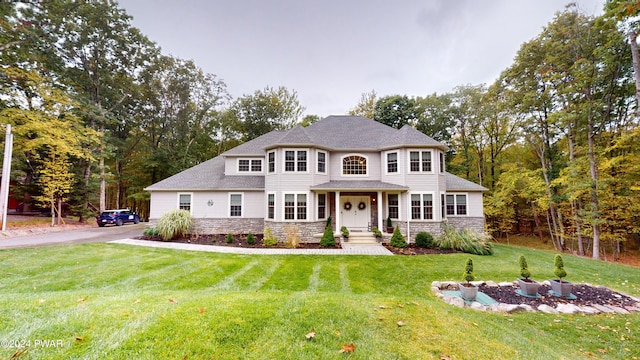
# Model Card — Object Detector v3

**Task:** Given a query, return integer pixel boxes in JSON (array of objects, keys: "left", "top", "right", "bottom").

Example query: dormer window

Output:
[
  {"left": 238, "top": 159, "right": 262, "bottom": 173},
  {"left": 342, "top": 155, "right": 367, "bottom": 175}
]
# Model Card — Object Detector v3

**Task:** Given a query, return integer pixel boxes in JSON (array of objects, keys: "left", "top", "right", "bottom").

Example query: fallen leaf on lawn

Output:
[
  {"left": 339, "top": 343, "right": 355, "bottom": 353},
  {"left": 197, "top": 308, "right": 206, "bottom": 314},
  {"left": 597, "top": 349, "right": 607, "bottom": 354},
  {"left": 412, "top": 301, "right": 420, "bottom": 306},
  {"left": 11, "top": 348, "right": 28, "bottom": 359},
  {"left": 335, "top": 331, "right": 341, "bottom": 336},
  {"left": 168, "top": 298, "right": 178, "bottom": 303},
  {"left": 397, "top": 321, "right": 405, "bottom": 327},
  {"left": 75, "top": 337, "right": 84, "bottom": 341},
  {"left": 396, "top": 304, "right": 404, "bottom": 308},
  {"left": 134, "top": 299, "right": 141, "bottom": 304},
  {"left": 181, "top": 355, "right": 188, "bottom": 360},
  {"left": 378, "top": 305, "right": 391, "bottom": 309},
  {"left": 439, "top": 354, "right": 451, "bottom": 360},
  {"left": 39, "top": 299, "right": 45, "bottom": 304},
  {"left": 305, "top": 328, "right": 316, "bottom": 339},
  {"left": 553, "top": 319, "right": 561, "bottom": 323},
  {"left": 77, "top": 297, "right": 87, "bottom": 302}
]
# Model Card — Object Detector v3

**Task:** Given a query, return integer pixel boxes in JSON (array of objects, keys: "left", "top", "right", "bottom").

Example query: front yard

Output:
[{"left": 0, "top": 243, "right": 639, "bottom": 359}]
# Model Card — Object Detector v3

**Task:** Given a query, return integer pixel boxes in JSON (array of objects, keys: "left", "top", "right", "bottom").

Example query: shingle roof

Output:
[
  {"left": 144, "top": 156, "right": 264, "bottom": 191},
  {"left": 445, "top": 173, "right": 488, "bottom": 192}
]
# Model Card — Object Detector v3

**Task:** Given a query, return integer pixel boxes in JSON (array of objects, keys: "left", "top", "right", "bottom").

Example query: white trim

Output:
[
  {"left": 317, "top": 150, "right": 327, "bottom": 174},
  {"left": 445, "top": 193, "right": 468, "bottom": 216},
  {"left": 177, "top": 192, "right": 193, "bottom": 215},
  {"left": 237, "top": 158, "right": 263, "bottom": 173},
  {"left": 267, "top": 151, "right": 276, "bottom": 173},
  {"left": 384, "top": 150, "right": 399, "bottom": 175},
  {"left": 409, "top": 191, "right": 436, "bottom": 221},
  {"left": 283, "top": 149, "right": 310, "bottom": 173},
  {"left": 407, "top": 149, "right": 434, "bottom": 173},
  {"left": 282, "top": 191, "right": 309, "bottom": 221},
  {"left": 317, "top": 192, "right": 327, "bottom": 220},
  {"left": 229, "top": 193, "right": 244, "bottom": 217},
  {"left": 340, "top": 153, "right": 369, "bottom": 177},
  {"left": 266, "top": 192, "right": 276, "bottom": 220}
]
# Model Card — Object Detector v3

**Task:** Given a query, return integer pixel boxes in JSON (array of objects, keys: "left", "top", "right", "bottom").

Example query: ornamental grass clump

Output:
[
  {"left": 389, "top": 226, "right": 407, "bottom": 248},
  {"left": 320, "top": 226, "right": 336, "bottom": 247},
  {"left": 436, "top": 222, "right": 493, "bottom": 255},
  {"left": 263, "top": 228, "right": 278, "bottom": 247},
  {"left": 156, "top": 209, "right": 193, "bottom": 241},
  {"left": 142, "top": 227, "right": 159, "bottom": 237}
]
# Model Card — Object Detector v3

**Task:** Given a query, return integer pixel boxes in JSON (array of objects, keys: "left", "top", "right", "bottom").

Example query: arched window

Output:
[{"left": 342, "top": 155, "right": 367, "bottom": 175}]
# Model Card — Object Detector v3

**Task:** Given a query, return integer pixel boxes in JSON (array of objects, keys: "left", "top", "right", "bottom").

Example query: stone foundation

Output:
[
  {"left": 264, "top": 221, "right": 326, "bottom": 243},
  {"left": 191, "top": 218, "right": 264, "bottom": 235},
  {"left": 446, "top": 217, "right": 485, "bottom": 234}
]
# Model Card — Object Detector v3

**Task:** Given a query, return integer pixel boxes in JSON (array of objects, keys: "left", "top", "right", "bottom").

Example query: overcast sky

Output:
[{"left": 116, "top": 0, "right": 605, "bottom": 117}]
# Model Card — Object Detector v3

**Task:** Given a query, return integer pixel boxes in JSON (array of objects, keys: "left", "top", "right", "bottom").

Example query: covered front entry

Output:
[{"left": 340, "top": 196, "right": 370, "bottom": 231}]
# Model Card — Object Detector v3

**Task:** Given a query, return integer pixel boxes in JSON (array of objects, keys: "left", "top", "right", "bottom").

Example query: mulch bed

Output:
[
  {"left": 479, "top": 283, "right": 639, "bottom": 309},
  {"left": 383, "top": 243, "right": 457, "bottom": 255},
  {"left": 136, "top": 234, "right": 342, "bottom": 249}
]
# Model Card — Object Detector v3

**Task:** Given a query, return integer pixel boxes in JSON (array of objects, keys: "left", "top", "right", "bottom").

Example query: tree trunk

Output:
[
  {"left": 587, "top": 112, "right": 601, "bottom": 260},
  {"left": 628, "top": 30, "right": 640, "bottom": 117},
  {"left": 57, "top": 197, "right": 62, "bottom": 225}
]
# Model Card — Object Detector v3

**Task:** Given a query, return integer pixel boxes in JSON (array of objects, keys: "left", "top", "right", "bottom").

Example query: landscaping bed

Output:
[
  {"left": 383, "top": 243, "right": 457, "bottom": 255},
  {"left": 433, "top": 281, "right": 640, "bottom": 314},
  {"left": 137, "top": 234, "right": 342, "bottom": 249}
]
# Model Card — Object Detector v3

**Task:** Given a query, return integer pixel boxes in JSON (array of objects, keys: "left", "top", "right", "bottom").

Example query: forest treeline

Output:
[{"left": 1, "top": 1, "right": 640, "bottom": 260}]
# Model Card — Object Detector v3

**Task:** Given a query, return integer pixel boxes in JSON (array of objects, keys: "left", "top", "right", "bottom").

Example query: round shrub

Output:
[
  {"left": 156, "top": 209, "right": 193, "bottom": 241},
  {"left": 389, "top": 226, "right": 407, "bottom": 248},
  {"left": 320, "top": 226, "right": 336, "bottom": 247},
  {"left": 415, "top": 232, "right": 434, "bottom": 248}
]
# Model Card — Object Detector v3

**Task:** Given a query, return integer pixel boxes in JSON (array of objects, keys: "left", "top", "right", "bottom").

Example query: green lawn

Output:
[{"left": 0, "top": 243, "right": 639, "bottom": 359}]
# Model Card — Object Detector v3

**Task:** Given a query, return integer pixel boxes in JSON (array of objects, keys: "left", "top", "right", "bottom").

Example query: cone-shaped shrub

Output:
[
  {"left": 320, "top": 226, "right": 335, "bottom": 247},
  {"left": 518, "top": 255, "right": 531, "bottom": 279},
  {"left": 554, "top": 254, "right": 567, "bottom": 280},
  {"left": 463, "top": 258, "right": 475, "bottom": 283},
  {"left": 156, "top": 209, "right": 192, "bottom": 241},
  {"left": 389, "top": 226, "right": 407, "bottom": 248},
  {"left": 246, "top": 232, "right": 256, "bottom": 245}
]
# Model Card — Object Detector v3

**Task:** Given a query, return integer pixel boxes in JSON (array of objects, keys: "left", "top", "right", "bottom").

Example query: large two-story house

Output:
[{"left": 145, "top": 116, "right": 487, "bottom": 242}]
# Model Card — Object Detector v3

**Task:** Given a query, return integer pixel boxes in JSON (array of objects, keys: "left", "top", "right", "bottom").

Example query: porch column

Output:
[
  {"left": 377, "top": 191, "right": 383, "bottom": 230},
  {"left": 335, "top": 191, "right": 341, "bottom": 232}
]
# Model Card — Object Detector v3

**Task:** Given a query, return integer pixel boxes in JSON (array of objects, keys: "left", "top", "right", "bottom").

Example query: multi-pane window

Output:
[
  {"left": 267, "top": 193, "right": 275, "bottom": 219},
  {"left": 179, "top": 194, "right": 191, "bottom": 211},
  {"left": 388, "top": 194, "right": 399, "bottom": 219},
  {"left": 230, "top": 194, "right": 242, "bottom": 217},
  {"left": 441, "top": 194, "right": 446, "bottom": 219},
  {"left": 387, "top": 152, "right": 398, "bottom": 173},
  {"left": 411, "top": 194, "right": 433, "bottom": 220},
  {"left": 343, "top": 155, "right": 367, "bottom": 175},
  {"left": 284, "top": 150, "right": 307, "bottom": 172},
  {"left": 284, "top": 193, "right": 307, "bottom": 220},
  {"left": 238, "top": 159, "right": 262, "bottom": 173},
  {"left": 297, "top": 151, "right": 307, "bottom": 172},
  {"left": 409, "top": 151, "right": 432, "bottom": 172},
  {"left": 268, "top": 152, "right": 275, "bottom": 173},
  {"left": 238, "top": 159, "right": 250, "bottom": 172},
  {"left": 317, "top": 194, "right": 326, "bottom": 220},
  {"left": 446, "top": 194, "right": 467, "bottom": 215},
  {"left": 439, "top": 152, "right": 444, "bottom": 173},
  {"left": 317, "top": 152, "right": 326, "bottom": 173}
]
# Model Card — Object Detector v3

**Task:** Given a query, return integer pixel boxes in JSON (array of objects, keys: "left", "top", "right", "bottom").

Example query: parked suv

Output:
[{"left": 97, "top": 209, "right": 140, "bottom": 227}]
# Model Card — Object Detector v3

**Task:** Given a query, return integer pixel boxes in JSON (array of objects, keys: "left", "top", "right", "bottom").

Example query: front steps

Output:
[{"left": 342, "top": 231, "right": 380, "bottom": 245}]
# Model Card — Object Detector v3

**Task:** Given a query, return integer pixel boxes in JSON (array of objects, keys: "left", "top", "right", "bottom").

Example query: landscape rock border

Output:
[{"left": 432, "top": 280, "right": 640, "bottom": 315}]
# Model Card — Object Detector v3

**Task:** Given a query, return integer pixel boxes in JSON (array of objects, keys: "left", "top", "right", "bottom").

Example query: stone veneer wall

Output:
[
  {"left": 191, "top": 218, "right": 264, "bottom": 235},
  {"left": 265, "top": 221, "right": 326, "bottom": 243},
  {"left": 446, "top": 217, "right": 485, "bottom": 234}
]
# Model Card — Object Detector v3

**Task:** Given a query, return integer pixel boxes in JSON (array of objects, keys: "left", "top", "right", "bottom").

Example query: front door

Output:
[{"left": 340, "top": 196, "right": 370, "bottom": 231}]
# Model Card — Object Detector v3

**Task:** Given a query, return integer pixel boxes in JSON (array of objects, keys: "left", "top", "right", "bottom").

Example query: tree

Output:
[
  {"left": 373, "top": 95, "right": 416, "bottom": 129},
  {"left": 348, "top": 90, "right": 377, "bottom": 118},
  {"left": 231, "top": 86, "right": 305, "bottom": 141},
  {"left": 414, "top": 93, "right": 456, "bottom": 145}
]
